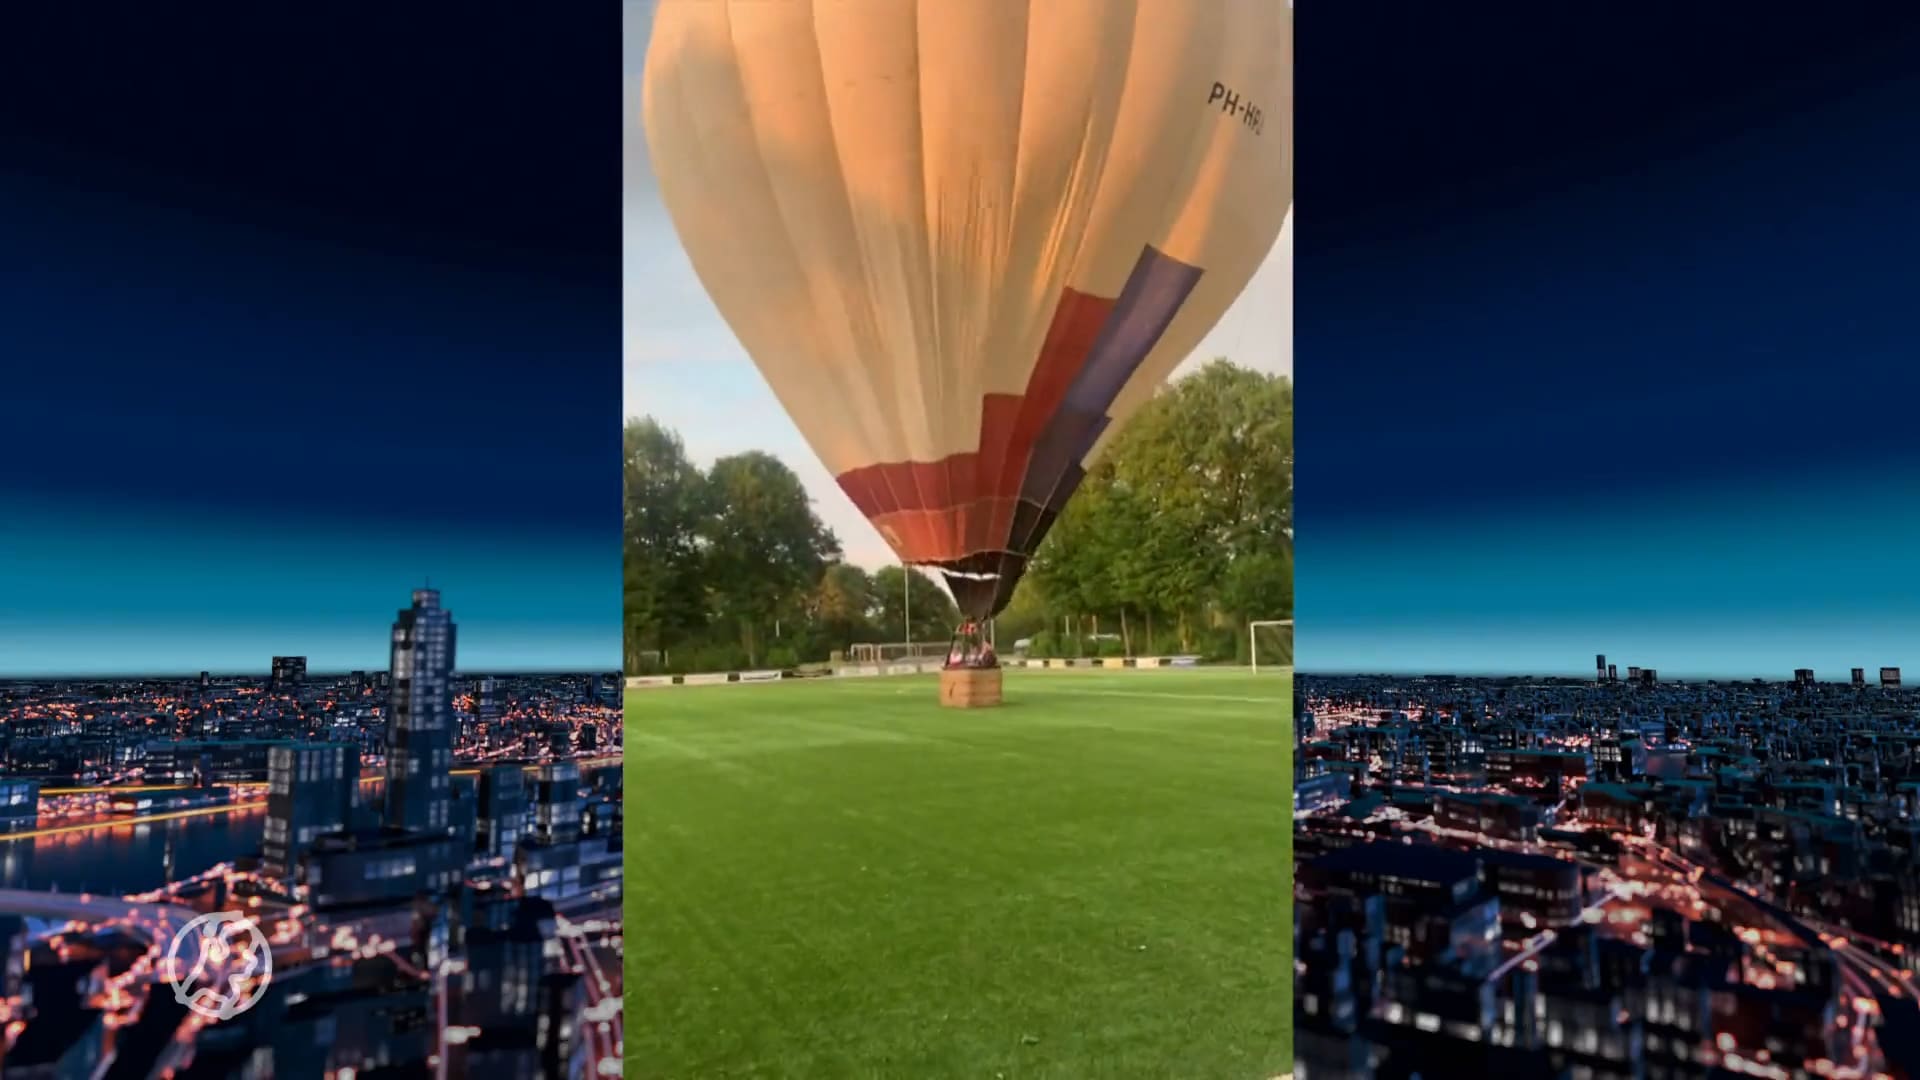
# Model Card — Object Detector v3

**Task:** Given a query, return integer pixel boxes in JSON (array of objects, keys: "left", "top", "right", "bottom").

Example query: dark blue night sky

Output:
[
  {"left": 1298, "top": 4, "right": 1920, "bottom": 678},
  {"left": 0, "top": 5, "right": 620, "bottom": 674}
]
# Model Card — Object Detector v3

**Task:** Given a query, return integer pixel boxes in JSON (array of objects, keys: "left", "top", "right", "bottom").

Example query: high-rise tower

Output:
[
  {"left": 386, "top": 588, "right": 457, "bottom": 834},
  {"left": 264, "top": 742, "right": 359, "bottom": 877}
]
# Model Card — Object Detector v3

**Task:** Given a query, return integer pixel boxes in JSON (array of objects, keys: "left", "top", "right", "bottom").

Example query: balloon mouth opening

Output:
[{"left": 926, "top": 553, "right": 1030, "bottom": 621}]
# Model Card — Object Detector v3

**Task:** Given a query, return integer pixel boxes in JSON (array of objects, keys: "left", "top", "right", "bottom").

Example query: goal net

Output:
[
  {"left": 1249, "top": 620, "right": 1292, "bottom": 675},
  {"left": 848, "top": 641, "right": 951, "bottom": 665}
]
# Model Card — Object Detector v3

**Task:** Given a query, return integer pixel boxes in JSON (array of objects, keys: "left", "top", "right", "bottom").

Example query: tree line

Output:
[{"left": 623, "top": 359, "right": 1291, "bottom": 674}]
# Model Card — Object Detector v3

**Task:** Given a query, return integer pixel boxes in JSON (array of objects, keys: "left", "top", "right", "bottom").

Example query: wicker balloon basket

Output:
[{"left": 939, "top": 665, "right": 1003, "bottom": 708}]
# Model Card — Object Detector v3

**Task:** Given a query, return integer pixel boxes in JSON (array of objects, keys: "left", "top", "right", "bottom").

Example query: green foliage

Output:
[
  {"left": 622, "top": 418, "right": 712, "bottom": 669},
  {"left": 871, "top": 565, "right": 961, "bottom": 645},
  {"left": 622, "top": 418, "right": 842, "bottom": 672},
  {"left": 623, "top": 359, "right": 1291, "bottom": 672},
  {"left": 1025, "top": 360, "right": 1292, "bottom": 660}
]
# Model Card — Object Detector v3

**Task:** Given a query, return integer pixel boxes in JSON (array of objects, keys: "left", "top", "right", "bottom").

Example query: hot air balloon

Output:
[{"left": 642, "top": 0, "right": 1292, "bottom": 629}]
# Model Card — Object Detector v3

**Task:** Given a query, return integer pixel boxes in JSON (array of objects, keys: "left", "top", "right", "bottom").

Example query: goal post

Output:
[
  {"left": 1249, "top": 619, "right": 1293, "bottom": 675},
  {"left": 849, "top": 641, "right": 950, "bottom": 664}
]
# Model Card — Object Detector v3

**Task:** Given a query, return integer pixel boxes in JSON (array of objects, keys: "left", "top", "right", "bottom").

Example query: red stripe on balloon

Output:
[{"left": 832, "top": 285, "right": 1116, "bottom": 564}]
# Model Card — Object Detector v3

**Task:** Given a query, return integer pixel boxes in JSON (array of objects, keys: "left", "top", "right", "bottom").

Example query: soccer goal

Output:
[
  {"left": 1249, "top": 619, "right": 1292, "bottom": 675},
  {"left": 848, "top": 641, "right": 951, "bottom": 664}
]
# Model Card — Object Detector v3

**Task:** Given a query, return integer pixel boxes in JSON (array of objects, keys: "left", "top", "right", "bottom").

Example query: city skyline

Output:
[
  {"left": 1295, "top": 668, "right": 1920, "bottom": 1076},
  {"left": 0, "top": 579, "right": 624, "bottom": 1073},
  {"left": 0, "top": 2, "right": 622, "bottom": 679},
  {"left": 1295, "top": 7, "right": 1920, "bottom": 676}
]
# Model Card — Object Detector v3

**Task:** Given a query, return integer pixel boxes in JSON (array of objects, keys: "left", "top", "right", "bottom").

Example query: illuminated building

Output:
[
  {"left": 144, "top": 738, "right": 286, "bottom": 784},
  {"left": 1593, "top": 732, "right": 1647, "bottom": 781},
  {"left": 1486, "top": 748, "right": 1592, "bottom": 789},
  {"left": 515, "top": 835, "right": 622, "bottom": 903},
  {"left": 300, "top": 827, "right": 466, "bottom": 910},
  {"left": 530, "top": 761, "right": 582, "bottom": 845},
  {"left": 1377, "top": 961, "right": 1498, "bottom": 1044},
  {"left": 1434, "top": 791, "right": 1542, "bottom": 842},
  {"left": 1300, "top": 842, "right": 1500, "bottom": 965},
  {"left": 269, "top": 958, "right": 436, "bottom": 1074},
  {"left": 476, "top": 764, "right": 530, "bottom": 859},
  {"left": 0, "top": 778, "right": 39, "bottom": 830},
  {"left": 581, "top": 785, "right": 621, "bottom": 834},
  {"left": 459, "top": 893, "right": 554, "bottom": 1031},
  {"left": 1295, "top": 770, "right": 1352, "bottom": 814},
  {"left": 591, "top": 672, "right": 620, "bottom": 705},
  {"left": 475, "top": 675, "right": 504, "bottom": 740},
  {"left": 386, "top": 588, "right": 456, "bottom": 835},
  {"left": 264, "top": 742, "right": 361, "bottom": 878},
  {"left": 1479, "top": 849, "right": 1585, "bottom": 926},
  {"left": 270, "top": 655, "right": 308, "bottom": 690}
]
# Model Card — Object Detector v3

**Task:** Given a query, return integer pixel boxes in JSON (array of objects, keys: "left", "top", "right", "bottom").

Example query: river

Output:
[{"left": 0, "top": 762, "right": 619, "bottom": 896}]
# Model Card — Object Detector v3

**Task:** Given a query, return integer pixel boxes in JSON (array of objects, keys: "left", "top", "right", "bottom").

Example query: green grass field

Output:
[{"left": 626, "top": 668, "right": 1292, "bottom": 1079}]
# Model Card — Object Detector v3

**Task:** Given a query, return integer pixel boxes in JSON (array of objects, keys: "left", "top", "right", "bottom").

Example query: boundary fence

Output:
[{"left": 625, "top": 654, "right": 1233, "bottom": 690}]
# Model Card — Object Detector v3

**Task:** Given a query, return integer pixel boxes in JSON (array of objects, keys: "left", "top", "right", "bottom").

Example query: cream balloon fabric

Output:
[{"left": 644, "top": 0, "right": 1292, "bottom": 616}]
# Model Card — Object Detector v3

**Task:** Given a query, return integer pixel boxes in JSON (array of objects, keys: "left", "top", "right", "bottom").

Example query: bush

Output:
[
  {"left": 1027, "top": 630, "right": 1061, "bottom": 658},
  {"left": 1198, "top": 626, "right": 1240, "bottom": 664},
  {"left": 1139, "top": 628, "right": 1185, "bottom": 656},
  {"left": 675, "top": 643, "right": 748, "bottom": 674},
  {"left": 765, "top": 645, "right": 799, "bottom": 669}
]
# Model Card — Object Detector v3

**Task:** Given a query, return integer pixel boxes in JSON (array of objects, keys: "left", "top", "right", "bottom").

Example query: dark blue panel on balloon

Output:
[{"left": 1015, "top": 246, "right": 1204, "bottom": 533}]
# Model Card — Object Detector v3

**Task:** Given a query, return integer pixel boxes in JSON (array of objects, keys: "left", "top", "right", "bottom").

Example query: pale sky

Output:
[{"left": 624, "top": 2, "right": 1291, "bottom": 569}]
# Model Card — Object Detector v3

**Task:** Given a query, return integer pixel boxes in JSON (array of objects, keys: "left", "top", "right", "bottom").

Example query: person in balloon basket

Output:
[{"left": 946, "top": 620, "right": 998, "bottom": 670}]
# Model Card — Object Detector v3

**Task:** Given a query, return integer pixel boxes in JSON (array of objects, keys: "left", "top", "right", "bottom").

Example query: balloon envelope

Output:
[{"left": 643, "top": 0, "right": 1292, "bottom": 617}]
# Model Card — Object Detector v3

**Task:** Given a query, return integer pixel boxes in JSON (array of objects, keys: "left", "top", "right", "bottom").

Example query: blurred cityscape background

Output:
[
  {"left": 0, "top": 588, "right": 623, "bottom": 1079},
  {"left": 1295, "top": 663, "right": 1920, "bottom": 1079}
]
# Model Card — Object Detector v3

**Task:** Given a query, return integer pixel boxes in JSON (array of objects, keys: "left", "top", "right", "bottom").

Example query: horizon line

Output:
[{"left": 0, "top": 666, "right": 622, "bottom": 682}]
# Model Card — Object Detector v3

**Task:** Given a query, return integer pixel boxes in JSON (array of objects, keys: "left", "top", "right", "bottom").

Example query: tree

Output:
[
  {"left": 993, "top": 576, "right": 1054, "bottom": 646},
  {"left": 1221, "top": 546, "right": 1294, "bottom": 625},
  {"left": 871, "top": 566, "right": 961, "bottom": 645},
  {"left": 702, "top": 452, "right": 841, "bottom": 666},
  {"left": 813, "top": 563, "right": 879, "bottom": 655},
  {"left": 622, "top": 417, "right": 710, "bottom": 671},
  {"left": 620, "top": 360, "right": 1289, "bottom": 671},
  {"left": 1028, "top": 360, "right": 1292, "bottom": 656}
]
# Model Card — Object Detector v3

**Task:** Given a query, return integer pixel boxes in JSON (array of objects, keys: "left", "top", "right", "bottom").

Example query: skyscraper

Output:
[
  {"left": 386, "top": 588, "right": 457, "bottom": 834},
  {"left": 271, "top": 655, "right": 308, "bottom": 690},
  {"left": 475, "top": 677, "right": 504, "bottom": 725},
  {"left": 264, "top": 742, "right": 360, "bottom": 878},
  {"left": 476, "top": 765, "right": 529, "bottom": 859},
  {"left": 530, "top": 761, "right": 583, "bottom": 845}
]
